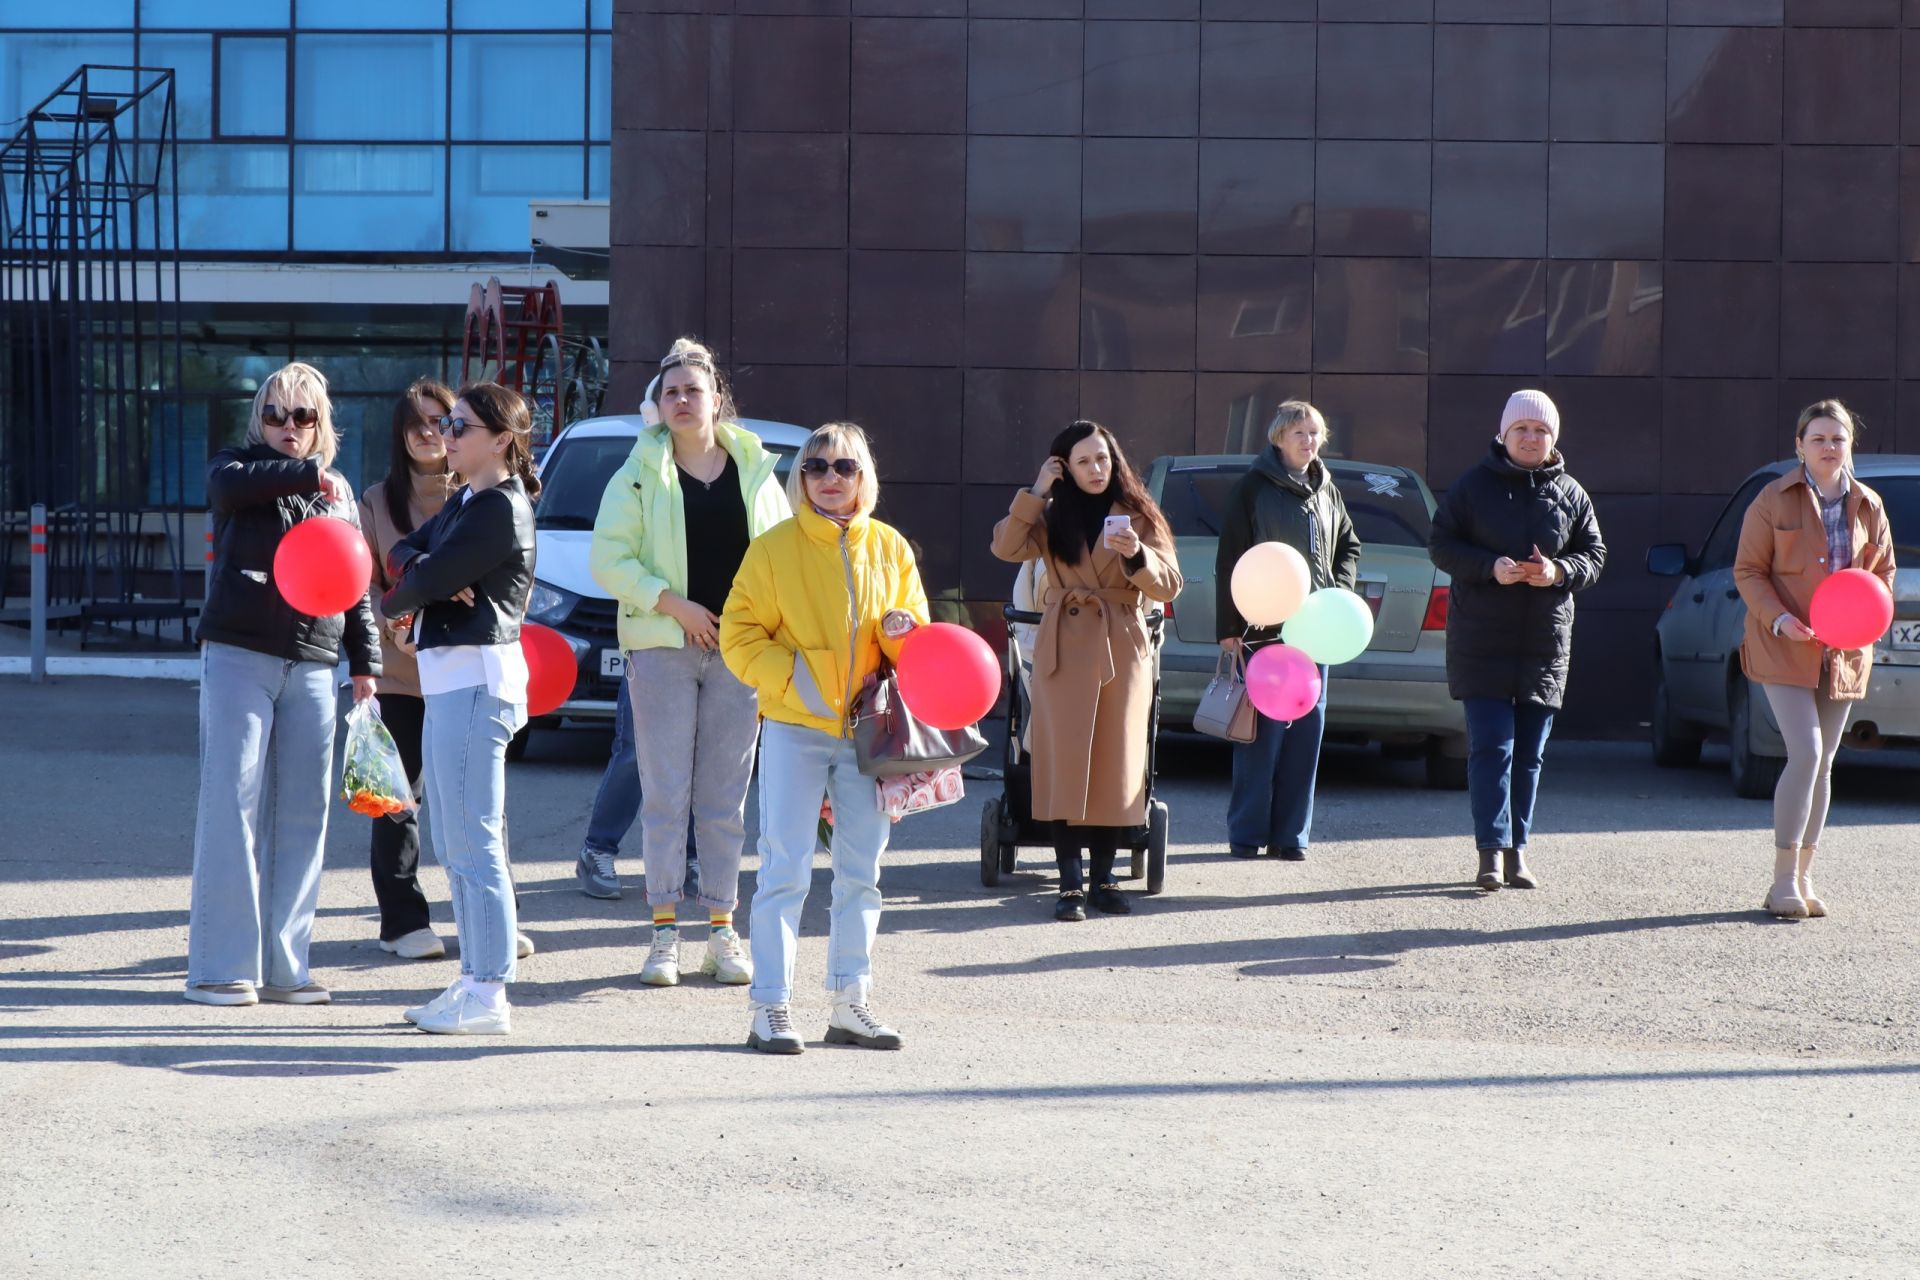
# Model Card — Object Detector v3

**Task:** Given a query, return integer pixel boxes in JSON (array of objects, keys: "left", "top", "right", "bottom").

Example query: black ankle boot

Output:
[
  {"left": 1476, "top": 849, "right": 1502, "bottom": 891},
  {"left": 1088, "top": 883, "right": 1131, "bottom": 915},
  {"left": 1054, "top": 890, "right": 1086, "bottom": 922}
]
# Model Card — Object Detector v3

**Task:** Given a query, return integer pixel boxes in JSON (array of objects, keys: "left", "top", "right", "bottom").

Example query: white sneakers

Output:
[
  {"left": 700, "top": 927, "right": 753, "bottom": 985},
  {"left": 404, "top": 979, "right": 463, "bottom": 1025},
  {"left": 416, "top": 986, "right": 511, "bottom": 1035},
  {"left": 641, "top": 927, "right": 681, "bottom": 986},
  {"left": 379, "top": 928, "right": 446, "bottom": 960},
  {"left": 824, "top": 978, "right": 904, "bottom": 1050},
  {"left": 747, "top": 1001, "right": 804, "bottom": 1054},
  {"left": 184, "top": 982, "right": 256, "bottom": 1006},
  {"left": 259, "top": 982, "right": 331, "bottom": 1005},
  {"left": 516, "top": 932, "right": 536, "bottom": 959}
]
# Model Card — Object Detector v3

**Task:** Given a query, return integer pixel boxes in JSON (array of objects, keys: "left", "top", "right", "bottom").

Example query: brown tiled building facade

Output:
[{"left": 611, "top": 0, "right": 1918, "bottom": 734}]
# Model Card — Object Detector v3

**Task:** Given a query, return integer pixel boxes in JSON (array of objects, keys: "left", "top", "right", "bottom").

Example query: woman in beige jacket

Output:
[
  {"left": 992, "top": 421, "right": 1182, "bottom": 920},
  {"left": 1733, "top": 399, "right": 1895, "bottom": 919}
]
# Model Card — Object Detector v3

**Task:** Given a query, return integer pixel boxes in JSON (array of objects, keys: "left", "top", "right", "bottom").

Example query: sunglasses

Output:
[
  {"left": 435, "top": 414, "right": 488, "bottom": 440},
  {"left": 800, "top": 457, "right": 861, "bottom": 479},
  {"left": 261, "top": 404, "right": 318, "bottom": 429}
]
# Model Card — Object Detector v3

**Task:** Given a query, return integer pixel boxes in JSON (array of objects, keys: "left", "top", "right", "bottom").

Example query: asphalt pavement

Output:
[{"left": 2, "top": 675, "right": 1917, "bottom": 1278}]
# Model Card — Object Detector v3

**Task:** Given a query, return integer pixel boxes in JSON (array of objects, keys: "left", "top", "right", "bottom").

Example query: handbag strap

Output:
[{"left": 1213, "top": 647, "right": 1245, "bottom": 683}]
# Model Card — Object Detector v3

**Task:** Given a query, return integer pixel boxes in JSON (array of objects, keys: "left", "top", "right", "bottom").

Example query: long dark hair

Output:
[
  {"left": 1039, "top": 420, "right": 1170, "bottom": 566},
  {"left": 383, "top": 377, "right": 455, "bottom": 534},
  {"left": 456, "top": 381, "right": 542, "bottom": 502}
]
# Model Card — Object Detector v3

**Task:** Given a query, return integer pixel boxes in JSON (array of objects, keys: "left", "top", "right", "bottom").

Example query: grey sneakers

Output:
[
  {"left": 824, "top": 979, "right": 904, "bottom": 1050},
  {"left": 259, "top": 982, "right": 331, "bottom": 1005},
  {"left": 184, "top": 982, "right": 256, "bottom": 1007},
  {"left": 575, "top": 848, "right": 622, "bottom": 899},
  {"left": 747, "top": 1001, "right": 804, "bottom": 1054}
]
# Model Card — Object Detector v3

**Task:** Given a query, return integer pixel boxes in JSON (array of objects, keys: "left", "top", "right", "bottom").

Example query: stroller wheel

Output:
[
  {"left": 1145, "top": 800, "right": 1169, "bottom": 896},
  {"left": 979, "top": 798, "right": 1004, "bottom": 888}
]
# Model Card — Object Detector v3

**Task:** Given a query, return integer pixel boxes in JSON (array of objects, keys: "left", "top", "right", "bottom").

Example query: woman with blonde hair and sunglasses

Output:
[
  {"left": 721, "top": 422, "right": 928, "bottom": 1054},
  {"left": 186, "top": 362, "right": 382, "bottom": 1007}
]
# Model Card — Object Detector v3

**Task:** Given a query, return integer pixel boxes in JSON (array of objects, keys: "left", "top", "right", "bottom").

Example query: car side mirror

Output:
[{"left": 1646, "top": 543, "right": 1691, "bottom": 577}]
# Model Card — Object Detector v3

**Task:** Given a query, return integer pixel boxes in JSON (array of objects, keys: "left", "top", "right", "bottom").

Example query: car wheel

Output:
[
  {"left": 1145, "top": 800, "right": 1168, "bottom": 896},
  {"left": 1728, "top": 677, "right": 1785, "bottom": 800},
  {"left": 1650, "top": 663, "right": 1704, "bottom": 767},
  {"left": 979, "top": 798, "right": 1004, "bottom": 888},
  {"left": 1424, "top": 737, "right": 1468, "bottom": 790}
]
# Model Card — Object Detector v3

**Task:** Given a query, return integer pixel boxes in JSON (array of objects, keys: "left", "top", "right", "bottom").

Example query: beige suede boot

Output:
[
  {"left": 1796, "top": 844, "right": 1827, "bottom": 918},
  {"left": 1764, "top": 845, "right": 1809, "bottom": 919}
]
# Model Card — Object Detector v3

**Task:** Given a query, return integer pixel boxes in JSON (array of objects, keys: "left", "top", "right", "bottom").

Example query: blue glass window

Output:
[
  {"left": 0, "top": 36, "right": 136, "bottom": 125},
  {"left": 294, "top": 34, "right": 445, "bottom": 141},
  {"left": 450, "top": 145, "right": 579, "bottom": 251},
  {"left": 218, "top": 37, "right": 287, "bottom": 138},
  {"left": 294, "top": 144, "right": 443, "bottom": 250},
  {"left": 0, "top": 1, "right": 132, "bottom": 26},
  {"left": 456, "top": 0, "right": 585, "bottom": 26},
  {"left": 588, "top": 145, "right": 607, "bottom": 199},
  {"left": 136, "top": 34, "right": 212, "bottom": 140},
  {"left": 169, "top": 144, "right": 290, "bottom": 251},
  {"left": 591, "top": 0, "right": 611, "bottom": 31},
  {"left": 294, "top": 0, "right": 445, "bottom": 28},
  {"left": 142, "top": 0, "right": 290, "bottom": 27},
  {"left": 588, "top": 34, "right": 608, "bottom": 142},
  {"left": 453, "top": 35, "right": 583, "bottom": 141}
]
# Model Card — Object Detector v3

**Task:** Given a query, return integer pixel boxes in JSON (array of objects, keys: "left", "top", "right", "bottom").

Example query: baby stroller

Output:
[{"left": 979, "top": 559, "right": 1170, "bottom": 894}]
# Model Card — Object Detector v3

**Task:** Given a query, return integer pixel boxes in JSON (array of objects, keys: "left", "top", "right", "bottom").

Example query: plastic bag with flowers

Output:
[
  {"left": 340, "top": 700, "right": 416, "bottom": 821},
  {"left": 876, "top": 766, "right": 965, "bottom": 820}
]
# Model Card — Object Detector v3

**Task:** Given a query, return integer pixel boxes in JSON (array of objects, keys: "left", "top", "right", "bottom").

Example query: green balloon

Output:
[{"left": 1282, "top": 587, "right": 1375, "bottom": 665}]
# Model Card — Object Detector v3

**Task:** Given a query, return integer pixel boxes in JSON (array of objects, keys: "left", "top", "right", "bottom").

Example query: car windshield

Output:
[
  {"left": 1876, "top": 475, "right": 1920, "bottom": 555},
  {"left": 535, "top": 434, "right": 799, "bottom": 529},
  {"left": 1158, "top": 460, "right": 1433, "bottom": 547}
]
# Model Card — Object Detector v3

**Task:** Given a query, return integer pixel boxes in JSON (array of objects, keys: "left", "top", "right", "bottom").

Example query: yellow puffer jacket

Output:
[{"left": 720, "top": 504, "right": 929, "bottom": 737}]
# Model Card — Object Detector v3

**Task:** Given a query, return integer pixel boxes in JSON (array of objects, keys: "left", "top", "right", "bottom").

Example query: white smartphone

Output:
[{"left": 1102, "top": 514, "right": 1132, "bottom": 544}]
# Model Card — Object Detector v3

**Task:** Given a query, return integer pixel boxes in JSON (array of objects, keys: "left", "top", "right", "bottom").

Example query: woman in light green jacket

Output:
[{"left": 590, "top": 337, "right": 790, "bottom": 989}]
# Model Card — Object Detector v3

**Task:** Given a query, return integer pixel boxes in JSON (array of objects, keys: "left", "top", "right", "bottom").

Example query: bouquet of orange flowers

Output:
[{"left": 340, "top": 700, "right": 415, "bottom": 820}]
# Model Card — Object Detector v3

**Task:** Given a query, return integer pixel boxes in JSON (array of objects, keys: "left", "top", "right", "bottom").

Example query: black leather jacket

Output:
[
  {"left": 381, "top": 477, "right": 536, "bottom": 649},
  {"left": 1215, "top": 448, "right": 1361, "bottom": 643},
  {"left": 195, "top": 444, "right": 382, "bottom": 676}
]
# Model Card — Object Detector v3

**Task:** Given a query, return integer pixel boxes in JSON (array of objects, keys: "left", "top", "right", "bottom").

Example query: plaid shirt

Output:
[{"left": 1807, "top": 466, "right": 1851, "bottom": 573}]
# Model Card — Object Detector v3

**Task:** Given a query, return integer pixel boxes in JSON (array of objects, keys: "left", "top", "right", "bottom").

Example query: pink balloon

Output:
[
  {"left": 1809, "top": 568, "right": 1894, "bottom": 651},
  {"left": 896, "top": 622, "right": 1000, "bottom": 730},
  {"left": 1245, "top": 643, "right": 1322, "bottom": 722}
]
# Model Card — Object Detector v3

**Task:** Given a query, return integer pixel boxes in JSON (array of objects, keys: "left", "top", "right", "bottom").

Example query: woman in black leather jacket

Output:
[
  {"left": 186, "top": 361, "right": 381, "bottom": 1008},
  {"left": 381, "top": 382, "right": 538, "bottom": 1035}
]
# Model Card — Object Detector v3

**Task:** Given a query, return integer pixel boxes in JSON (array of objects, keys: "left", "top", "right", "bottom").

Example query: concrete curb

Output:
[{"left": 0, "top": 656, "right": 199, "bottom": 680}]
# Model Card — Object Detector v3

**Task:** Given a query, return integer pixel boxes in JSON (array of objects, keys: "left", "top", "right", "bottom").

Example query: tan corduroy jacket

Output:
[
  {"left": 359, "top": 474, "right": 453, "bottom": 698},
  {"left": 1733, "top": 469, "right": 1896, "bottom": 699}
]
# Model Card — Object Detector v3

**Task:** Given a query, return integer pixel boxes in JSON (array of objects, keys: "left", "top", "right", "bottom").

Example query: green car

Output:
[{"left": 1145, "top": 454, "right": 1469, "bottom": 789}]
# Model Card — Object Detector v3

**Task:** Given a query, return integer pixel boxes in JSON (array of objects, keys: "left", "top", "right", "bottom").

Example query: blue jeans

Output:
[
  {"left": 423, "top": 685, "right": 523, "bottom": 984},
  {"left": 1463, "top": 697, "right": 1556, "bottom": 851},
  {"left": 1227, "top": 663, "right": 1329, "bottom": 852},
  {"left": 187, "top": 642, "right": 337, "bottom": 990},
  {"left": 582, "top": 673, "right": 698, "bottom": 868},
  {"left": 748, "top": 720, "right": 892, "bottom": 1006}
]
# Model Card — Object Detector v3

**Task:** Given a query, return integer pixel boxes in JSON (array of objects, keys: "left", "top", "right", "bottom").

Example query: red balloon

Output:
[
  {"left": 273, "top": 516, "right": 372, "bottom": 617},
  {"left": 896, "top": 622, "right": 1000, "bottom": 731},
  {"left": 1245, "top": 643, "right": 1322, "bottom": 722},
  {"left": 1809, "top": 568, "right": 1894, "bottom": 651},
  {"left": 520, "top": 622, "right": 579, "bottom": 718}
]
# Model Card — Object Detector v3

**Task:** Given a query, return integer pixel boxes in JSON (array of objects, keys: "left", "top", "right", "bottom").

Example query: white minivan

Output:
[{"left": 515, "top": 413, "right": 811, "bottom": 757}]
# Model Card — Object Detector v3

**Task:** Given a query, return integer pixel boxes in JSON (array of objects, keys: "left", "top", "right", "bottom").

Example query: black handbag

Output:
[{"left": 851, "top": 669, "right": 989, "bottom": 778}]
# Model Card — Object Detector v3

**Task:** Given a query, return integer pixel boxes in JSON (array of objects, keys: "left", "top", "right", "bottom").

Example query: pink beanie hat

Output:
[{"left": 1498, "top": 389, "right": 1559, "bottom": 443}]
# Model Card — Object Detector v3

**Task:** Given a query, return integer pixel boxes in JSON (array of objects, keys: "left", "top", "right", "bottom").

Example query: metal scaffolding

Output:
[{"left": 0, "top": 64, "right": 190, "bottom": 643}]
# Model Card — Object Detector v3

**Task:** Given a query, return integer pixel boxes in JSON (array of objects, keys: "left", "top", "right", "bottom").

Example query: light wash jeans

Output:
[
  {"left": 187, "top": 641, "right": 337, "bottom": 991},
  {"left": 423, "top": 684, "right": 525, "bottom": 984},
  {"left": 582, "top": 672, "right": 641, "bottom": 858},
  {"left": 748, "top": 719, "right": 892, "bottom": 1006},
  {"left": 626, "top": 645, "right": 759, "bottom": 911}
]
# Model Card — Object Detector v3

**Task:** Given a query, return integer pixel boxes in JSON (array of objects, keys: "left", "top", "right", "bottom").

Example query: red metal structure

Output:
[{"left": 459, "top": 276, "right": 607, "bottom": 446}]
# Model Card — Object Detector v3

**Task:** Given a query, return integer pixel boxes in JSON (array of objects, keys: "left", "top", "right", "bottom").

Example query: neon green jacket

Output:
[{"left": 588, "top": 421, "right": 792, "bottom": 652}]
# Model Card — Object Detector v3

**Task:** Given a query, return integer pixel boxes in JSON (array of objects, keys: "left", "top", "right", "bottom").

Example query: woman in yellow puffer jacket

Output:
[{"left": 720, "top": 422, "right": 928, "bottom": 1055}]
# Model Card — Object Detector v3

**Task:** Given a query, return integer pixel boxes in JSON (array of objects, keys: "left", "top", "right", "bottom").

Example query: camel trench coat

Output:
[{"left": 991, "top": 488, "right": 1183, "bottom": 827}]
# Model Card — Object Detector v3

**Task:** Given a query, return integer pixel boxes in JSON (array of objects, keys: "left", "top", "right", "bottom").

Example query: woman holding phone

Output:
[{"left": 991, "top": 420, "right": 1182, "bottom": 920}]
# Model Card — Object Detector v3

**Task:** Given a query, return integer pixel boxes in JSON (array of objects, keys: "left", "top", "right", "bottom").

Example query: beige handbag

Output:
[{"left": 1194, "top": 648, "right": 1258, "bottom": 743}]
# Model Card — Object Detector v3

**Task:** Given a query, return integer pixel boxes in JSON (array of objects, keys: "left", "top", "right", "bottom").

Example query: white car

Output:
[{"left": 514, "top": 414, "right": 811, "bottom": 756}]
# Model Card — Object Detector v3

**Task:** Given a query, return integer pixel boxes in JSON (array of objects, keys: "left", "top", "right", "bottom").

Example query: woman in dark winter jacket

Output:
[
  {"left": 187, "top": 361, "right": 381, "bottom": 1007},
  {"left": 1427, "top": 390, "right": 1606, "bottom": 892},
  {"left": 1215, "top": 401, "right": 1361, "bottom": 862}
]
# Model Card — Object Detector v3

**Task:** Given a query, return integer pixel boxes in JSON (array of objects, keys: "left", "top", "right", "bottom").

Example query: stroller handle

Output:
[{"left": 1003, "top": 603, "right": 1164, "bottom": 633}]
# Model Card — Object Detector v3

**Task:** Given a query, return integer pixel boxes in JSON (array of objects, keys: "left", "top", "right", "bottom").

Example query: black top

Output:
[
  {"left": 680, "top": 453, "right": 751, "bottom": 616},
  {"left": 196, "top": 443, "right": 382, "bottom": 677},
  {"left": 1214, "top": 448, "right": 1362, "bottom": 644},
  {"left": 383, "top": 476, "right": 537, "bottom": 650},
  {"left": 1426, "top": 442, "right": 1607, "bottom": 709}
]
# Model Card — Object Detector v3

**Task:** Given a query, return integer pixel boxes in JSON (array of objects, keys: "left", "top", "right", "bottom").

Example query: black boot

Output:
[{"left": 1476, "top": 849, "right": 1502, "bottom": 891}]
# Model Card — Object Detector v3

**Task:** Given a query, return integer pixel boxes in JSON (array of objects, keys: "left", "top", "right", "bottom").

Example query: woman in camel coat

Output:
[{"left": 992, "top": 420, "right": 1182, "bottom": 920}]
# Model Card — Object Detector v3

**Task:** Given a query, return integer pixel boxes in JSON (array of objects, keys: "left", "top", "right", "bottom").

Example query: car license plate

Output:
[
  {"left": 600, "top": 649, "right": 625, "bottom": 678},
  {"left": 1889, "top": 621, "right": 1920, "bottom": 650}
]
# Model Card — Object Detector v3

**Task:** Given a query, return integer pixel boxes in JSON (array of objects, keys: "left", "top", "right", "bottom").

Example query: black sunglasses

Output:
[
  {"left": 435, "top": 414, "right": 488, "bottom": 439},
  {"left": 261, "top": 404, "right": 318, "bottom": 429},
  {"left": 800, "top": 457, "right": 861, "bottom": 479}
]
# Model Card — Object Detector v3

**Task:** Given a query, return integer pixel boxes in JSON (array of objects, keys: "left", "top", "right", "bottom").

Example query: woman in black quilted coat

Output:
[{"left": 1428, "top": 390, "right": 1606, "bottom": 893}]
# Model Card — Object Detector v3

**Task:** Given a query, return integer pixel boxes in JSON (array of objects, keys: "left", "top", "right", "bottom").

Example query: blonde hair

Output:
[
  {"left": 1795, "top": 399, "right": 1862, "bottom": 446},
  {"left": 787, "top": 421, "right": 880, "bottom": 517},
  {"left": 650, "top": 335, "right": 738, "bottom": 424},
  {"left": 1267, "top": 399, "right": 1329, "bottom": 448},
  {"left": 246, "top": 362, "right": 338, "bottom": 467}
]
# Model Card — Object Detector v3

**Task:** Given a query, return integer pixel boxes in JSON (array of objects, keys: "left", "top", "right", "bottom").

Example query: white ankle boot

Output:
[
  {"left": 1765, "top": 845, "right": 1808, "bottom": 918},
  {"left": 825, "top": 978, "right": 903, "bottom": 1050},
  {"left": 1796, "top": 845, "right": 1827, "bottom": 918}
]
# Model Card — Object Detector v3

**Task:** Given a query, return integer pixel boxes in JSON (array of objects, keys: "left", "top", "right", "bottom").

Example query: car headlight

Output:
[{"left": 526, "top": 580, "right": 578, "bottom": 625}]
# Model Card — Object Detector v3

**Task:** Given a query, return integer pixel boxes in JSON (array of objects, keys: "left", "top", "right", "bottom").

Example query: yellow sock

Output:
[
  {"left": 710, "top": 911, "right": 733, "bottom": 933},
  {"left": 652, "top": 906, "right": 676, "bottom": 932}
]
